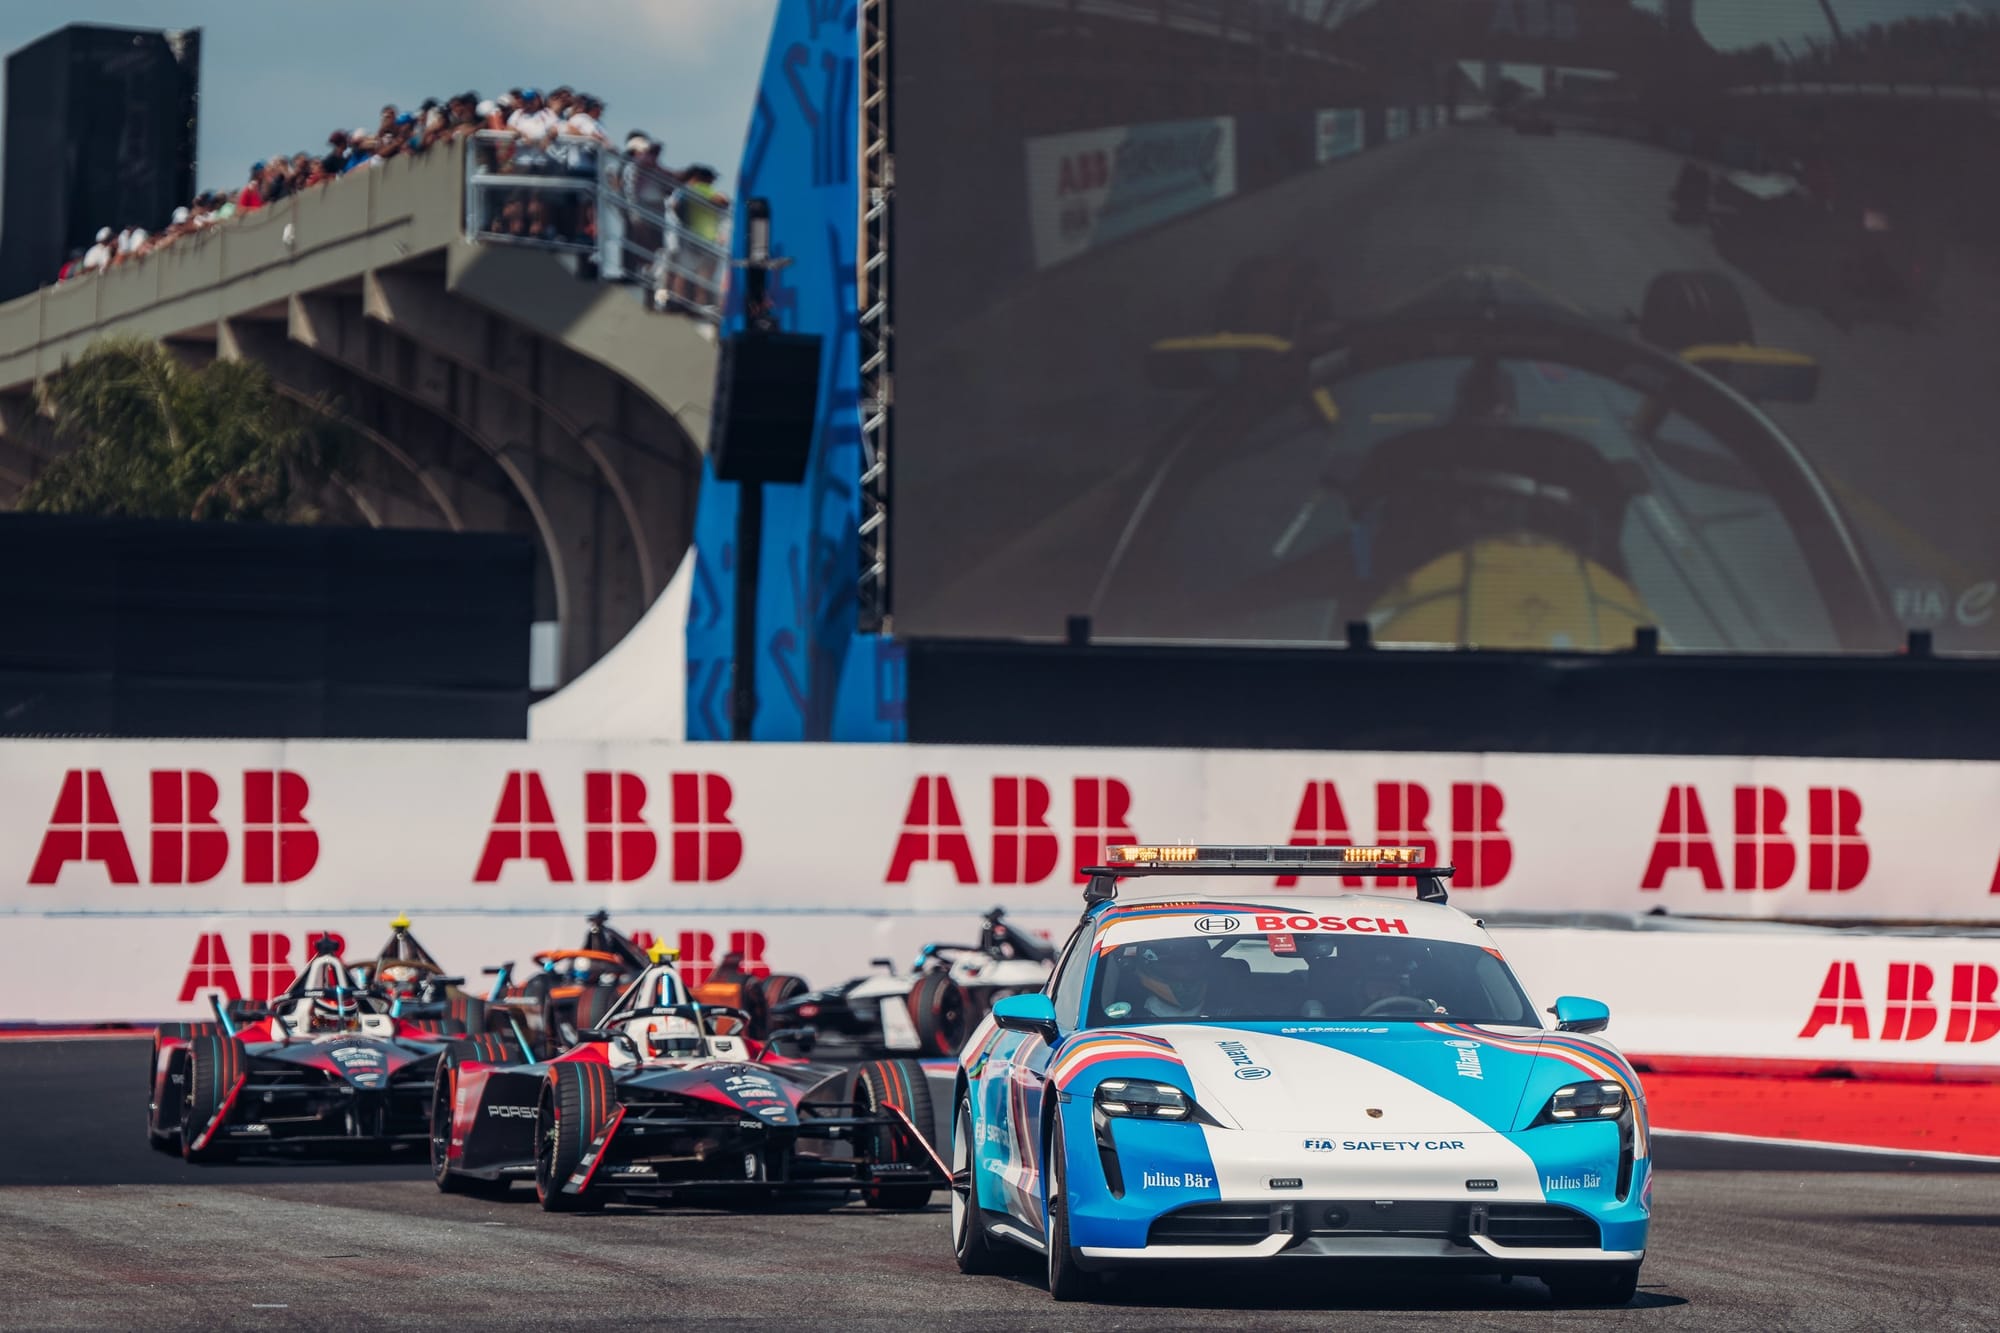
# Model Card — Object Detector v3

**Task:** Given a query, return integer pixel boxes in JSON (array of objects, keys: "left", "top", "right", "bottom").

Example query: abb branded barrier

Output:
[{"left": 2, "top": 740, "right": 1997, "bottom": 1047}]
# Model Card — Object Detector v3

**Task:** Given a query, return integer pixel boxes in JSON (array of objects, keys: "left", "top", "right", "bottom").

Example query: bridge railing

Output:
[{"left": 464, "top": 131, "right": 731, "bottom": 318}]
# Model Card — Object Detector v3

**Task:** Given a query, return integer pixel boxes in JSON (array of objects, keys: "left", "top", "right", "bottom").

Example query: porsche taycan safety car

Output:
[
  {"left": 434, "top": 942, "right": 948, "bottom": 1210},
  {"left": 148, "top": 935, "right": 526, "bottom": 1161},
  {"left": 770, "top": 908, "right": 1056, "bottom": 1057},
  {"left": 951, "top": 845, "right": 1650, "bottom": 1305},
  {"left": 485, "top": 912, "right": 810, "bottom": 1057}
]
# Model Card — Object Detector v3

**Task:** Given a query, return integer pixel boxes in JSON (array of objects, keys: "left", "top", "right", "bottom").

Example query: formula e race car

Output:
[
  {"left": 485, "top": 912, "right": 811, "bottom": 1057},
  {"left": 951, "top": 845, "right": 1650, "bottom": 1306},
  {"left": 433, "top": 943, "right": 947, "bottom": 1210},
  {"left": 349, "top": 915, "right": 492, "bottom": 1033},
  {"left": 769, "top": 908, "right": 1056, "bottom": 1057},
  {"left": 148, "top": 936, "right": 526, "bottom": 1161}
]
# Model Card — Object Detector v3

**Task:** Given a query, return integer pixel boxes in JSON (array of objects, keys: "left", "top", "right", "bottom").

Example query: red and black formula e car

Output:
[
  {"left": 433, "top": 947, "right": 946, "bottom": 1210},
  {"left": 149, "top": 936, "right": 526, "bottom": 1162}
]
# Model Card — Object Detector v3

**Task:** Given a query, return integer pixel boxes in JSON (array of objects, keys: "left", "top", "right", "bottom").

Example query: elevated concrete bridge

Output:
[{"left": 0, "top": 135, "right": 714, "bottom": 685}]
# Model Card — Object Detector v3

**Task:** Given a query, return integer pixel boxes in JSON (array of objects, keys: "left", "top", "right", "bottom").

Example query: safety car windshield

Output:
[{"left": 1088, "top": 932, "right": 1536, "bottom": 1027}]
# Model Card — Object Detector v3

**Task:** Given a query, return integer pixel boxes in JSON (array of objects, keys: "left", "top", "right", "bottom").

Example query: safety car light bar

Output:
[{"left": 1084, "top": 845, "right": 1455, "bottom": 906}]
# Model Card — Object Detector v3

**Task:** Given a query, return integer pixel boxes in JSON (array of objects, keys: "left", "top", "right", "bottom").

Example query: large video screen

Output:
[{"left": 893, "top": 0, "right": 2000, "bottom": 653}]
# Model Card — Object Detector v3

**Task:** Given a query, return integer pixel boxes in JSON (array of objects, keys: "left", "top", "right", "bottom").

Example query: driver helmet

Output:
[
  {"left": 1352, "top": 947, "right": 1417, "bottom": 1003},
  {"left": 641, "top": 1014, "right": 704, "bottom": 1060},
  {"left": 1136, "top": 938, "right": 1211, "bottom": 1014}
]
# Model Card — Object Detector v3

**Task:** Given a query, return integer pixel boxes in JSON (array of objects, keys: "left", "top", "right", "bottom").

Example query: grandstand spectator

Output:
[
  {"left": 236, "top": 165, "right": 266, "bottom": 213},
  {"left": 666, "top": 164, "right": 728, "bottom": 310}
]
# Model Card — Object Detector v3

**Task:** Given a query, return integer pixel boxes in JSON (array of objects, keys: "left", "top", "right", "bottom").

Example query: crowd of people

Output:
[{"left": 52, "top": 83, "right": 730, "bottom": 312}]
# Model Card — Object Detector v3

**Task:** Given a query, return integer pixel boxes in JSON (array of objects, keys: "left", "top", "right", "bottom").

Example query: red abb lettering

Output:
[
  {"left": 178, "top": 933, "right": 242, "bottom": 1002},
  {"left": 473, "top": 771, "right": 573, "bottom": 881},
  {"left": 1883, "top": 962, "right": 1937, "bottom": 1042},
  {"left": 29, "top": 770, "right": 139, "bottom": 885},
  {"left": 1807, "top": 788, "right": 1868, "bottom": 892},
  {"left": 1073, "top": 777, "right": 1137, "bottom": 884},
  {"left": 728, "top": 931, "right": 771, "bottom": 977},
  {"left": 250, "top": 932, "right": 296, "bottom": 1002},
  {"left": 1450, "top": 782, "right": 1511, "bottom": 890},
  {"left": 151, "top": 771, "right": 227, "bottom": 884},
  {"left": 670, "top": 773, "right": 741, "bottom": 883},
  {"left": 1797, "top": 961, "right": 1869, "bottom": 1039},
  {"left": 886, "top": 775, "right": 978, "bottom": 883},
  {"left": 1733, "top": 786, "right": 1795, "bottom": 892},
  {"left": 243, "top": 770, "right": 318, "bottom": 884},
  {"left": 1641, "top": 786, "right": 1723, "bottom": 890},
  {"left": 677, "top": 931, "right": 717, "bottom": 984},
  {"left": 586, "top": 771, "right": 658, "bottom": 883},
  {"left": 1374, "top": 784, "right": 1438, "bottom": 889},
  {"left": 1281, "top": 782, "right": 1357, "bottom": 888},
  {"left": 992, "top": 777, "right": 1059, "bottom": 885},
  {"left": 1946, "top": 963, "right": 2000, "bottom": 1044}
]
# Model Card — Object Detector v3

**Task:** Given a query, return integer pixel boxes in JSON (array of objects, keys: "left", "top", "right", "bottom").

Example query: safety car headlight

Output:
[
  {"left": 1094, "top": 1078, "right": 1192, "bottom": 1121},
  {"left": 1536, "top": 1081, "right": 1627, "bottom": 1124}
]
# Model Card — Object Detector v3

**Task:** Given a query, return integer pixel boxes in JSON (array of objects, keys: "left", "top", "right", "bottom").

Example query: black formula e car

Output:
[
  {"left": 433, "top": 952, "right": 945, "bottom": 1209},
  {"left": 149, "top": 936, "right": 526, "bottom": 1161}
]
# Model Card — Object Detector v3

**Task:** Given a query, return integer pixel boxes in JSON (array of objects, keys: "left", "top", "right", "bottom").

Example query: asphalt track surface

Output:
[
  {"left": 8, "top": 1040, "right": 2000, "bottom": 1330},
  {"left": 899, "top": 118, "right": 2000, "bottom": 644}
]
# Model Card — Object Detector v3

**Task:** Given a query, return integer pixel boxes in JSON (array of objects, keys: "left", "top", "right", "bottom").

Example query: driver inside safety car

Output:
[
  {"left": 1131, "top": 939, "right": 1214, "bottom": 1019},
  {"left": 1300, "top": 940, "right": 1444, "bottom": 1017}
]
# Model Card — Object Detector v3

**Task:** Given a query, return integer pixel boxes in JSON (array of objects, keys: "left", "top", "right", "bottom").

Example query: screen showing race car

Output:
[{"left": 892, "top": 0, "right": 2000, "bottom": 653}]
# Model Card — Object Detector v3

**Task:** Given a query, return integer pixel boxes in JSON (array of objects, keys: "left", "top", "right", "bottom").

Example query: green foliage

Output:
[{"left": 18, "top": 338, "right": 346, "bottom": 523}]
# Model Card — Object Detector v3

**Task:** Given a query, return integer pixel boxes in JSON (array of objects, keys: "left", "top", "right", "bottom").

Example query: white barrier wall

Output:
[{"left": 3, "top": 740, "right": 1997, "bottom": 1051}]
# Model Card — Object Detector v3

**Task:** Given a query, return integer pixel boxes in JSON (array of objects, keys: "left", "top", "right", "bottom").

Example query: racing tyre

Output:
[
  {"left": 407, "top": 1018, "right": 467, "bottom": 1037},
  {"left": 431, "top": 1039, "right": 519, "bottom": 1198},
  {"left": 535, "top": 1062, "right": 615, "bottom": 1212},
  {"left": 1545, "top": 1263, "right": 1641, "bottom": 1307},
  {"left": 911, "top": 971, "right": 970, "bottom": 1057},
  {"left": 574, "top": 982, "right": 620, "bottom": 1036},
  {"left": 851, "top": 1058, "right": 937, "bottom": 1209},
  {"left": 1044, "top": 1113, "right": 1097, "bottom": 1300},
  {"left": 148, "top": 1023, "right": 218, "bottom": 1152},
  {"left": 952, "top": 1097, "right": 1008, "bottom": 1273},
  {"left": 751, "top": 974, "right": 809, "bottom": 1036},
  {"left": 180, "top": 1033, "right": 247, "bottom": 1163},
  {"left": 448, "top": 991, "right": 488, "bottom": 1036},
  {"left": 1638, "top": 270, "right": 1753, "bottom": 353}
]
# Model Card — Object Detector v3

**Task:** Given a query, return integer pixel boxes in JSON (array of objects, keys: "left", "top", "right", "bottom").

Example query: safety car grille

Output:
[
  {"left": 1309, "top": 1200, "right": 1459, "bottom": 1236},
  {"left": 1147, "top": 1203, "right": 1285, "bottom": 1246},
  {"left": 1477, "top": 1203, "right": 1600, "bottom": 1248}
]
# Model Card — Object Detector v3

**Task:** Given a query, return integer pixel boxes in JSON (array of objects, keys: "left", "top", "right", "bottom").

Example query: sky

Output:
[{"left": 0, "top": 0, "right": 778, "bottom": 200}]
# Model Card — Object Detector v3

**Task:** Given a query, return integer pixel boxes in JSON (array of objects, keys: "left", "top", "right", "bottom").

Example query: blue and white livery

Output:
[{"left": 949, "top": 844, "right": 1651, "bottom": 1305}]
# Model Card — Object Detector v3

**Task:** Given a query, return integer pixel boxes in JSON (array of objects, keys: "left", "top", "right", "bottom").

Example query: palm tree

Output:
[{"left": 17, "top": 337, "right": 344, "bottom": 523}]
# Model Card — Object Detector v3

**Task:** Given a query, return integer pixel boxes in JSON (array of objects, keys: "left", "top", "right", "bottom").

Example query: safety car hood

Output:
[
  {"left": 1136, "top": 1022, "right": 1552, "bottom": 1135},
  {"left": 259, "top": 1036, "right": 433, "bottom": 1087}
]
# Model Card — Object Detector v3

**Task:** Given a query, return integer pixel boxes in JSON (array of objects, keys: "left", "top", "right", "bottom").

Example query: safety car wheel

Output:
[
  {"left": 179, "top": 1033, "right": 246, "bottom": 1163},
  {"left": 851, "top": 1058, "right": 937, "bottom": 1209},
  {"left": 1545, "top": 1262, "right": 1641, "bottom": 1307},
  {"left": 1638, "top": 270, "right": 1753, "bottom": 353},
  {"left": 535, "top": 1063, "right": 614, "bottom": 1212},
  {"left": 951, "top": 1097, "right": 1007, "bottom": 1273},
  {"left": 148, "top": 1023, "right": 217, "bottom": 1151},
  {"left": 1044, "top": 1114, "right": 1097, "bottom": 1300},
  {"left": 911, "top": 972, "right": 969, "bottom": 1057}
]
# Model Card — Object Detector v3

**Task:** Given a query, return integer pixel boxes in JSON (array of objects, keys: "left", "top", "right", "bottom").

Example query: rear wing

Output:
[{"left": 1083, "top": 845, "right": 1455, "bottom": 907}]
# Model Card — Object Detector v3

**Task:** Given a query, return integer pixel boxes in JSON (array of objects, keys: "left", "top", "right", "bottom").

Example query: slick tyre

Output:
[
  {"left": 432, "top": 1039, "right": 517, "bottom": 1198},
  {"left": 1545, "top": 1263, "right": 1641, "bottom": 1307},
  {"left": 751, "top": 974, "right": 809, "bottom": 1036},
  {"left": 574, "top": 983, "right": 620, "bottom": 1036},
  {"left": 1044, "top": 1114, "right": 1097, "bottom": 1300},
  {"left": 952, "top": 1097, "right": 1008, "bottom": 1274},
  {"left": 535, "top": 1062, "right": 615, "bottom": 1212},
  {"left": 1637, "top": 270, "right": 1753, "bottom": 353},
  {"left": 911, "top": 972, "right": 969, "bottom": 1057},
  {"left": 448, "top": 991, "right": 488, "bottom": 1036},
  {"left": 179, "top": 1033, "right": 246, "bottom": 1163},
  {"left": 851, "top": 1059, "right": 937, "bottom": 1209},
  {"left": 148, "top": 1023, "right": 218, "bottom": 1152}
]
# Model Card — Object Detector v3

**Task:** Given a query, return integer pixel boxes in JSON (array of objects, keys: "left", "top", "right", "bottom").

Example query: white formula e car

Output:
[{"left": 770, "top": 908, "right": 1056, "bottom": 1056}]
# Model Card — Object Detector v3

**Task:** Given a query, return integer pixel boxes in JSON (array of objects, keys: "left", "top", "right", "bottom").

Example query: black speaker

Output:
[{"left": 711, "top": 331, "right": 823, "bottom": 485}]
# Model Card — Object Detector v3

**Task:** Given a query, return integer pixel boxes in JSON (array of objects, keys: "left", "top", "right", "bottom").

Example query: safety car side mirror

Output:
[
  {"left": 992, "top": 992, "right": 1060, "bottom": 1042},
  {"left": 1551, "top": 995, "right": 1610, "bottom": 1035}
]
